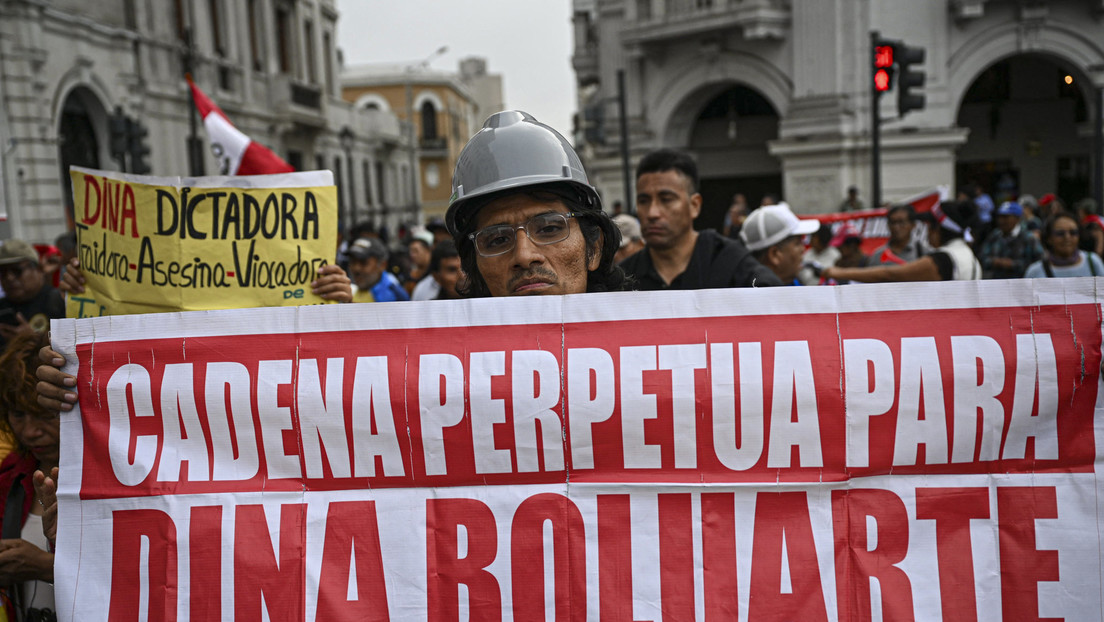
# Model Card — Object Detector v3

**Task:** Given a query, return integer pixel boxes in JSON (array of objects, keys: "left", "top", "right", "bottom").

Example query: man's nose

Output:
[{"left": 511, "top": 229, "right": 546, "bottom": 265}]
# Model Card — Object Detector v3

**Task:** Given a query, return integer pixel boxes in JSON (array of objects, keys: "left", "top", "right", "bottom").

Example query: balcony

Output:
[
  {"left": 419, "top": 136, "right": 448, "bottom": 155},
  {"left": 270, "top": 75, "right": 326, "bottom": 128},
  {"left": 622, "top": 0, "right": 790, "bottom": 46},
  {"left": 291, "top": 82, "right": 321, "bottom": 109}
]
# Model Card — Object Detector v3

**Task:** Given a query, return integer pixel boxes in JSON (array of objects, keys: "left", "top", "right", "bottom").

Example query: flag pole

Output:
[{"left": 183, "top": 28, "right": 204, "bottom": 176}]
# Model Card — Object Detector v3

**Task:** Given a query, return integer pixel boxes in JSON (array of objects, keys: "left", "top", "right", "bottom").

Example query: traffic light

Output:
[
  {"left": 896, "top": 43, "right": 926, "bottom": 117},
  {"left": 873, "top": 41, "right": 896, "bottom": 93},
  {"left": 127, "top": 118, "right": 152, "bottom": 175},
  {"left": 109, "top": 107, "right": 129, "bottom": 168}
]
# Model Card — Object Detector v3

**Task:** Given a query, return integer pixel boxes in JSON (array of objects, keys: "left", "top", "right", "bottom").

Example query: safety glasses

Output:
[{"left": 469, "top": 212, "right": 580, "bottom": 257}]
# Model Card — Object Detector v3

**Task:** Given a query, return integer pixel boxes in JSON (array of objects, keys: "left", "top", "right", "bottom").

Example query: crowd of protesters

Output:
[{"left": 2, "top": 110, "right": 1104, "bottom": 619}]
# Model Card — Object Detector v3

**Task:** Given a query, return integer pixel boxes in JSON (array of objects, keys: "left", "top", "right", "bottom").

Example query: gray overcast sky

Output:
[{"left": 335, "top": 0, "right": 576, "bottom": 138}]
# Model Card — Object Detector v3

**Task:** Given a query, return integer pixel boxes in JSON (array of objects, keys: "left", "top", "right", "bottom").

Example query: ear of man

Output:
[{"left": 587, "top": 230, "right": 604, "bottom": 272}]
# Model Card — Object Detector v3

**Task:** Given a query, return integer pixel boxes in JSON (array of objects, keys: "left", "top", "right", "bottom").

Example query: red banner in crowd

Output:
[
  {"left": 804, "top": 186, "right": 948, "bottom": 254},
  {"left": 51, "top": 279, "right": 1103, "bottom": 621}
]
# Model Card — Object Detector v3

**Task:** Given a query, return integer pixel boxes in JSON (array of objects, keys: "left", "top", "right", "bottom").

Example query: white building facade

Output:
[
  {"left": 0, "top": 0, "right": 415, "bottom": 244},
  {"left": 573, "top": 0, "right": 1104, "bottom": 224}
]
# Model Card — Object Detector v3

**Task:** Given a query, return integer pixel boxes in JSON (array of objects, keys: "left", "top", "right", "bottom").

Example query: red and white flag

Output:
[{"left": 186, "top": 75, "right": 294, "bottom": 176}]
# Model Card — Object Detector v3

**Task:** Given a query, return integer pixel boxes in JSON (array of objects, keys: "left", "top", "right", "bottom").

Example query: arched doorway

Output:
[
  {"left": 57, "top": 87, "right": 106, "bottom": 220},
  {"left": 955, "top": 54, "right": 1092, "bottom": 206},
  {"left": 688, "top": 84, "right": 781, "bottom": 230}
]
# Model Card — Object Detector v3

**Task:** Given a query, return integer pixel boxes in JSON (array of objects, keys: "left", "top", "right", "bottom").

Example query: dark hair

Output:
[
  {"left": 887, "top": 204, "right": 915, "bottom": 222},
  {"left": 635, "top": 149, "right": 699, "bottom": 194},
  {"left": 1040, "top": 212, "right": 1080, "bottom": 253},
  {"left": 429, "top": 239, "right": 459, "bottom": 274},
  {"left": 0, "top": 332, "right": 52, "bottom": 452},
  {"left": 921, "top": 200, "right": 974, "bottom": 242},
  {"left": 813, "top": 223, "right": 833, "bottom": 245},
  {"left": 454, "top": 183, "right": 626, "bottom": 297},
  {"left": 349, "top": 220, "right": 376, "bottom": 241},
  {"left": 55, "top": 231, "right": 77, "bottom": 254}
]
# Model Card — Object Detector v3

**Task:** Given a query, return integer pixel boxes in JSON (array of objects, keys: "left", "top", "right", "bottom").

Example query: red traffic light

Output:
[
  {"left": 874, "top": 69, "right": 891, "bottom": 92},
  {"left": 875, "top": 45, "right": 894, "bottom": 68}
]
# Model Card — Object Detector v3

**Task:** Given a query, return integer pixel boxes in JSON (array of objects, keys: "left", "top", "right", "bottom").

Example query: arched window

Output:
[{"left": 421, "top": 101, "right": 438, "bottom": 140}]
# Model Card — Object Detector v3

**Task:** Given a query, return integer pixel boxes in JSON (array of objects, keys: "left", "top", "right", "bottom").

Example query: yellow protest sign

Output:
[{"left": 67, "top": 167, "right": 337, "bottom": 317}]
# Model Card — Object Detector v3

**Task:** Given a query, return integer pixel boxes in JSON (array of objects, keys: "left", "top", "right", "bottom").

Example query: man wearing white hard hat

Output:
[{"left": 741, "top": 202, "right": 820, "bottom": 285}]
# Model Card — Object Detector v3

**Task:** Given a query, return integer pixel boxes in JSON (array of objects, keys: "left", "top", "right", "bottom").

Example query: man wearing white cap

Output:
[{"left": 741, "top": 203, "right": 820, "bottom": 285}]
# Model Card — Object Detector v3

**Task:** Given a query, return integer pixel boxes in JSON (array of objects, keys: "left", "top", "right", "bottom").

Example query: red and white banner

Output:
[
  {"left": 51, "top": 279, "right": 1104, "bottom": 620},
  {"left": 187, "top": 75, "right": 295, "bottom": 176},
  {"left": 804, "top": 187, "right": 949, "bottom": 255}
]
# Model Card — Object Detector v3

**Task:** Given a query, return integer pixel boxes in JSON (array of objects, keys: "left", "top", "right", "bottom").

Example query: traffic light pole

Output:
[{"left": 870, "top": 31, "right": 882, "bottom": 208}]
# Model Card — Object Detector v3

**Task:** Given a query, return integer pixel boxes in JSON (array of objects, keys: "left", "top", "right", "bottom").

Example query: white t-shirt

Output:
[{"left": 411, "top": 275, "right": 440, "bottom": 301}]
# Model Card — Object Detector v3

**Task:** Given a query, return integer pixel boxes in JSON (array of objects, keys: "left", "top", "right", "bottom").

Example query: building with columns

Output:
[
  {"left": 0, "top": 0, "right": 415, "bottom": 244},
  {"left": 572, "top": 0, "right": 1104, "bottom": 226}
]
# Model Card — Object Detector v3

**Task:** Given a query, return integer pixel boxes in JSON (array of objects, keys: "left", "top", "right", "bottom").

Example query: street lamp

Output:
[{"left": 339, "top": 126, "right": 355, "bottom": 230}]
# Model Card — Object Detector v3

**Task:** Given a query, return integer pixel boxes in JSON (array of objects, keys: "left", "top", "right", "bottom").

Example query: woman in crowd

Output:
[
  {"left": 1025, "top": 212, "right": 1104, "bottom": 278},
  {"left": 0, "top": 331, "right": 57, "bottom": 619},
  {"left": 822, "top": 200, "right": 981, "bottom": 283}
]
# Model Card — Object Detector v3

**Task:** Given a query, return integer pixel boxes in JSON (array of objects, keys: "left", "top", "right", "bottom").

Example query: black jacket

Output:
[{"left": 620, "top": 229, "right": 782, "bottom": 290}]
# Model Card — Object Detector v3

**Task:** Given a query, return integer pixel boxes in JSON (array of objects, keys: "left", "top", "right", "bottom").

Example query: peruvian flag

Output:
[{"left": 186, "top": 75, "right": 294, "bottom": 176}]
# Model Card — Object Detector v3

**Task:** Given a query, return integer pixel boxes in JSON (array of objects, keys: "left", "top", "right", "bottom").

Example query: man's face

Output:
[
  {"left": 996, "top": 213, "right": 1019, "bottom": 235},
  {"left": 887, "top": 212, "right": 914, "bottom": 245},
  {"left": 433, "top": 256, "right": 463, "bottom": 299},
  {"left": 635, "top": 169, "right": 701, "bottom": 251},
  {"left": 770, "top": 235, "right": 806, "bottom": 283},
  {"left": 472, "top": 194, "right": 599, "bottom": 296},
  {"left": 408, "top": 241, "right": 432, "bottom": 271},
  {"left": 0, "top": 261, "right": 44, "bottom": 304},
  {"left": 348, "top": 256, "right": 383, "bottom": 291}
]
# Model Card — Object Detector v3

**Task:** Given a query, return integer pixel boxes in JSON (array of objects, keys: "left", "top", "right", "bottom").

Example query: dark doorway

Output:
[
  {"left": 689, "top": 84, "right": 782, "bottom": 229},
  {"left": 956, "top": 54, "right": 1091, "bottom": 206},
  {"left": 58, "top": 89, "right": 104, "bottom": 222}
]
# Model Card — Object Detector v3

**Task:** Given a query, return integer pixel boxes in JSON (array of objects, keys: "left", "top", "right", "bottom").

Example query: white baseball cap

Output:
[{"left": 740, "top": 202, "right": 820, "bottom": 251}]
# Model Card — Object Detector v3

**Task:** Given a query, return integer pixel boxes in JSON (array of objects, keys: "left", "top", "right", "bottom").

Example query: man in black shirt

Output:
[
  {"left": 0, "top": 239, "right": 65, "bottom": 347},
  {"left": 620, "top": 149, "right": 780, "bottom": 290}
]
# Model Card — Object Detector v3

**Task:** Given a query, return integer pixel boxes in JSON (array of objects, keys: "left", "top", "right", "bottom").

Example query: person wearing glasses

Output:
[
  {"left": 867, "top": 204, "right": 926, "bottom": 266},
  {"left": 621, "top": 149, "right": 781, "bottom": 290},
  {"left": 1024, "top": 212, "right": 1104, "bottom": 278},
  {"left": 446, "top": 110, "right": 626, "bottom": 297},
  {"left": 0, "top": 240, "right": 64, "bottom": 349}
]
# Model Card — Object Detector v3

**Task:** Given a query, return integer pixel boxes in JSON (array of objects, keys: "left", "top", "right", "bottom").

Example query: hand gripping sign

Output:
[
  {"left": 67, "top": 167, "right": 337, "bottom": 317},
  {"left": 50, "top": 278, "right": 1103, "bottom": 621}
]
